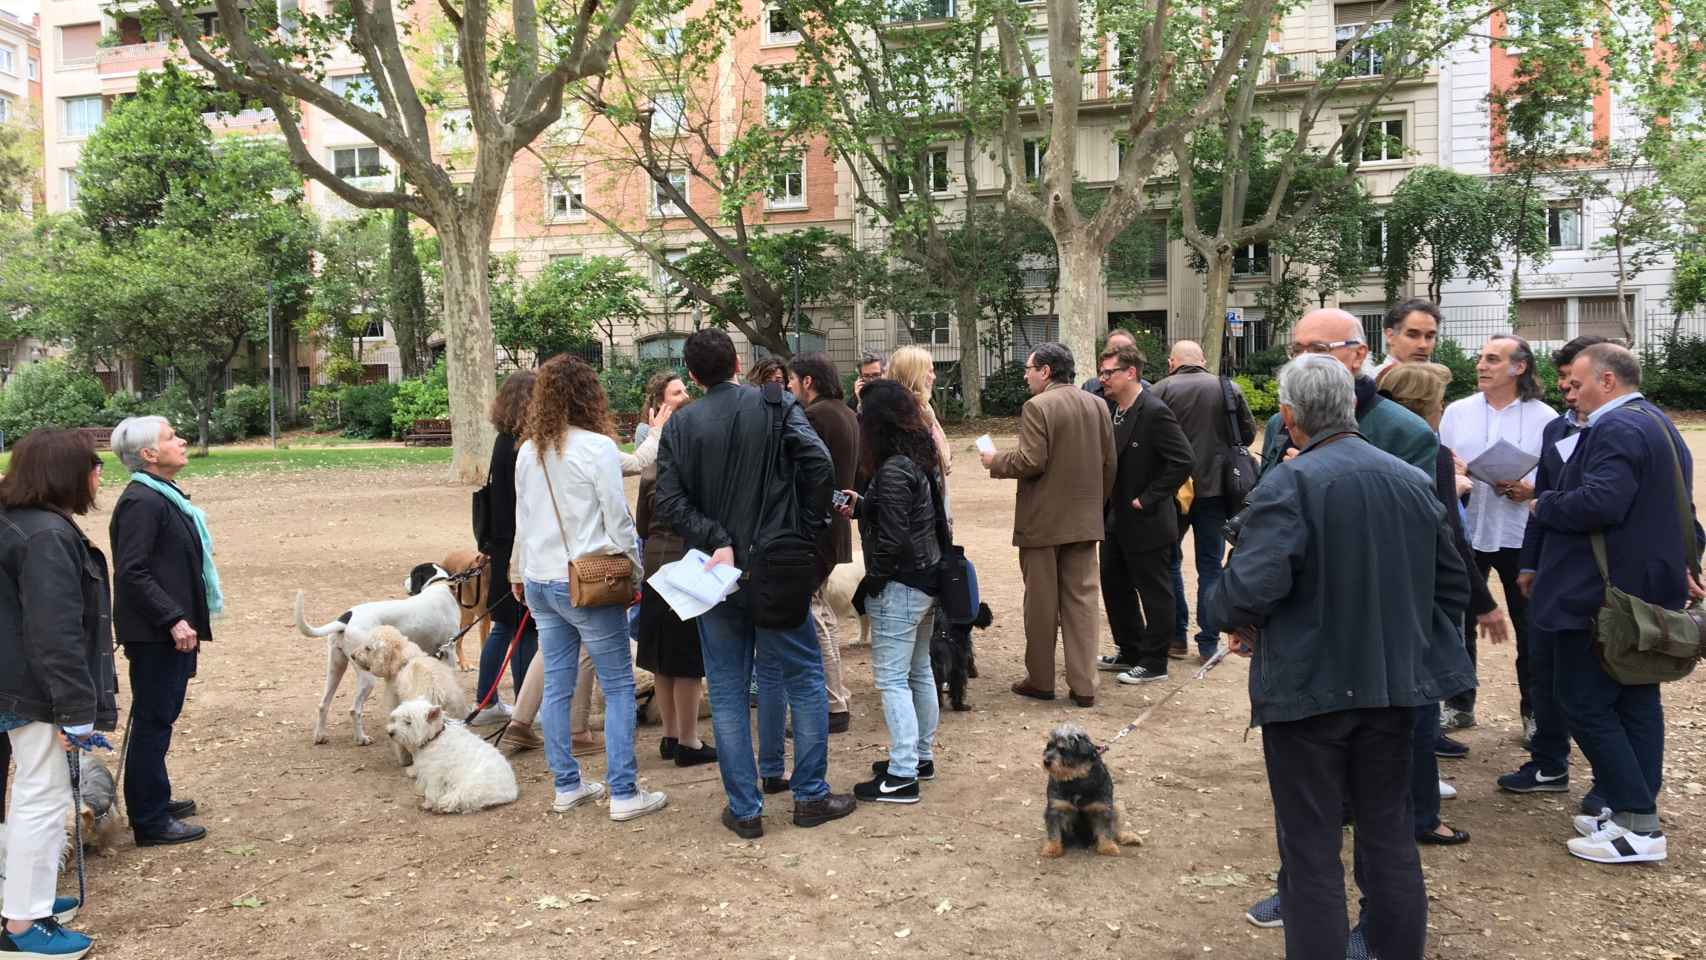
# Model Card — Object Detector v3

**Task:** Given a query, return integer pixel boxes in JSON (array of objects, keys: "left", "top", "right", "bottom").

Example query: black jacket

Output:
[
  {"left": 656, "top": 381, "right": 833, "bottom": 572},
  {"left": 110, "top": 478, "right": 212, "bottom": 647},
  {"left": 0, "top": 507, "right": 118, "bottom": 729},
  {"left": 484, "top": 431, "right": 526, "bottom": 627},
  {"left": 1105, "top": 389, "right": 1195, "bottom": 553},
  {"left": 1151, "top": 367, "right": 1256, "bottom": 497},
  {"left": 854, "top": 454, "right": 943, "bottom": 581}
]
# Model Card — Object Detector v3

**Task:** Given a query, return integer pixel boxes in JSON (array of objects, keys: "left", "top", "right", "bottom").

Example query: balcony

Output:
[
  {"left": 97, "top": 39, "right": 176, "bottom": 77},
  {"left": 1075, "top": 51, "right": 1432, "bottom": 105}
]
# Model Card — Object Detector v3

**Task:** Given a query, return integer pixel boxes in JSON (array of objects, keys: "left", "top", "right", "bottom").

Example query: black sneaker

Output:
[
  {"left": 854, "top": 774, "right": 920, "bottom": 804},
  {"left": 1434, "top": 735, "right": 1469, "bottom": 759},
  {"left": 872, "top": 759, "right": 934, "bottom": 781},
  {"left": 762, "top": 776, "right": 791, "bottom": 795},
  {"left": 1096, "top": 655, "right": 1136, "bottom": 673},
  {"left": 1497, "top": 762, "right": 1568, "bottom": 793}
]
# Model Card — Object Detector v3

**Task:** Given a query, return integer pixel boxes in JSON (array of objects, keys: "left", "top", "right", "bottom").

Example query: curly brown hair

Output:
[
  {"left": 489, "top": 369, "right": 537, "bottom": 437},
  {"left": 643, "top": 370, "right": 683, "bottom": 419},
  {"left": 747, "top": 357, "right": 786, "bottom": 386},
  {"left": 528, "top": 355, "right": 614, "bottom": 458}
]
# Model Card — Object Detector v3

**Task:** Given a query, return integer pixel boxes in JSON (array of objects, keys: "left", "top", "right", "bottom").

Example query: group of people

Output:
[{"left": 2, "top": 417, "right": 218, "bottom": 958}]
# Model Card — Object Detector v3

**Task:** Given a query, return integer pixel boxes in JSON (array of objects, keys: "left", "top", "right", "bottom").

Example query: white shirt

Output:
[
  {"left": 510, "top": 428, "right": 642, "bottom": 584},
  {"left": 1438, "top": 392, "right": 1556, "bottom": 552}
]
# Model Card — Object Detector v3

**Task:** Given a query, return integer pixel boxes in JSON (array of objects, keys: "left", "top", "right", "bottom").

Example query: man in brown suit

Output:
[
  {"left": 790, "top": 353, "right": 859, "bottom": 732},
  {"left": 981, "top": 341, "right": 1117, "bottom": 707}
]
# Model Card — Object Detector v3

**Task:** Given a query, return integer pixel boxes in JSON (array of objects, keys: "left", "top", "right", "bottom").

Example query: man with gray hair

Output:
[{"left": 1204, "top": 355, "right": 1471, "bottom": 960}]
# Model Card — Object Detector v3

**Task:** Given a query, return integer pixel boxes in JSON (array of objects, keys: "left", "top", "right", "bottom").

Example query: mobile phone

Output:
[{"left": 831, "top": 490, "right": 851, "bottom": 509}]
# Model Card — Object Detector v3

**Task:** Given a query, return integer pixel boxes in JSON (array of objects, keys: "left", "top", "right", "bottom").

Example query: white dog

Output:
[
  {"left": 386, "top": 699, "right": 518, "bottom": 814},
  {"left": 822, "top": 555, "right": 870, "bottom": 646},
  {"left": 348, "top": 625, "right": 470, "bottom": 767},
  {"left": 296, "top": 562, "right": 463, "bottom": 746}
]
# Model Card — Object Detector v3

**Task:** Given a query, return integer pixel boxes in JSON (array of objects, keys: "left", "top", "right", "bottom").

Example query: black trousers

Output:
[
  {"left": 1461, "top": 548, "right": 1532, "bottom": 717},
  {"left": 123, "top": 642, "right": 197, "bottom": 835},
  {"left": 1263, "top": 707, "right": 1426, "bottom": 960},
  {"left": 1098, "top": 538, "right": 1175, "bottom": 673}
]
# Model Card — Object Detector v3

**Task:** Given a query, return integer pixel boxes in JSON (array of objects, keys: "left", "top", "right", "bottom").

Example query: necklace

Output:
[{"left": 1113, "top": 403, "right": 1133, "bottom": 427}]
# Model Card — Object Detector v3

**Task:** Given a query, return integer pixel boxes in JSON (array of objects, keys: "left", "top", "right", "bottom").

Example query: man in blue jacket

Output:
[
  {"left": 1205, "top": 355, "right": 1471, "bottom": 960},
  {"left": 1524, "top": 344, "right": 1704, "bottom": 864}
]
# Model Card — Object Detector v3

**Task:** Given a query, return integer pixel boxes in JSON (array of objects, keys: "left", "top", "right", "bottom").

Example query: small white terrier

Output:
[
  {"left": 349, "top": 625, "right": 470, "bottom": 767},
  {"left": 385, "top": 699, "right": 519, "bottom": 814}
]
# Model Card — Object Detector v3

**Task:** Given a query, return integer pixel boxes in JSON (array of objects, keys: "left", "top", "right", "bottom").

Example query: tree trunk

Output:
[
  {"left": 1199, "top": 251, "right": 1235, "bottom": 375},
  {"left": 1614, "top": 240, "right": 1634, "bottom": 343},
  {"left": 438, "top": 217, "right": 498, "bottom": 485},
  {"left": 1055, "top": 238, "right": 1106, "bottom": 380},
  {"left": 954, "top": 283, "right": 982, "bottom": 418},
  {"left": 196, "top": 373, "right": 216, "bottom": 456}
]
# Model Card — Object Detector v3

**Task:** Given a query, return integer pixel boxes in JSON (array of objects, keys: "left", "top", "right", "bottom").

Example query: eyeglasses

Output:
[
  {"left": 1024, "top": 363, "right": 1042, "bottom": 372},
  {"left": 1097, "top": 366, "right": 1131, "bottom": 380},
  {"left": 1287, "top": 338, "right": 1363, "bottom": 358}
]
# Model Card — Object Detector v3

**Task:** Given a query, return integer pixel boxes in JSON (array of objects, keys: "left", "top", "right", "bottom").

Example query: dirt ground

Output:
[{"left": 52, "top": 427, "right": 1706, "bottom": 960}]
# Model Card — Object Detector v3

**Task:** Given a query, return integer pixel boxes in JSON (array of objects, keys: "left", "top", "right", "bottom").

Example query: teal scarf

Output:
[{"left": 131, "top": 472, "right": 225, "bottom": 618}]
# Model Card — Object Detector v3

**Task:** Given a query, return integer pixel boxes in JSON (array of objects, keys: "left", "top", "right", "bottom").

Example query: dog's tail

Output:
[
  {"left": 972, "top": 602, "right": 993, "bottom": 629},
  {"left": 294, "top": 590, "right": 346, "bottom": 638}
]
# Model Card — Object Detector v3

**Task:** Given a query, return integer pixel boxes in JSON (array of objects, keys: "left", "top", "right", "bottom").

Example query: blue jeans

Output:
[
  {"left": 1170, "top": 495, "right": 1228, "bottom": 657},
  {"left": 868, "top": 582, "right": 939, "bottom": 779},
  {"left": 1555, "top": 628, "right": 1663, "bottom": 816},
  {"left": 754, "top": 639, "right": 787, "bottom": 779},
  {"left": 698, "top": 602, "right": 830, "bottom": 819},
  {"left": 476, "top": 615, "right": 538, "bottom": 708},
  {"left": 525, "top": 581, "right": 639, "bottom": 799}
]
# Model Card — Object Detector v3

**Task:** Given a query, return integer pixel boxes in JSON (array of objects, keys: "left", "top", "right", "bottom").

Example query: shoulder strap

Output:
[
  {"left": 751, "top": 383, "right": 790, "bottom": 546},
  {"left": 925, "top": 467, "right": 952, "bottom": 552},
  {"left": 538, "top": 450, "right": 576, "bottom": 568},
  {"left": 1218, "top": 376, "right": 1243, "bottom": 449}
]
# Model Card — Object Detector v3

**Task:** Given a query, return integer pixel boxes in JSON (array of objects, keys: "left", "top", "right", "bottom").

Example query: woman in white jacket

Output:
[{"left": 509, "top": 355, "right": 665, "bottom": 822}]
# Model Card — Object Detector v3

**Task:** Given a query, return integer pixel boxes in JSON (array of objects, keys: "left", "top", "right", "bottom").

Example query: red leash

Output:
[{"left": 469, "top": 608, "right": 530, "bottom": 717}]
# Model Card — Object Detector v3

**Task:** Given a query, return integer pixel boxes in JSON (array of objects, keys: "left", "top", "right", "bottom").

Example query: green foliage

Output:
[
  {"left": 501, "top": 256, "right": 649, "bottom": 365},
  {"left": 387, "top": 206, "right": 431, "bottom": 378},
  {"left": 980, "top": 362, "right": 1032, "bottom": 418},
  {"left": 1233, "top": 375, "right": 1280, "bottom": 422},
  {"left": 599, "top": 355, "right": 681, "bottom": 414},
  {"left": 305, "top": 386, "right": 343, "bottom": 432},
  {"left": 1434, "top": 339, "right": 1479, "bottom": 403},
  {"left": 219, "top": 384, "right": 280, "bottom": 439},
  {"left": 1385, "top": 167, "right": 1512, "bottom": 303},
  {"left": 339, "top": 383, "right": 401, "bottom": 439},
  {"left": 0, "top": 360, "right": 106, "bottom": 440},
  {"left": 0, "top": 116, "right": 36, "bottom": 215},
  {"left": 391, "top": 360, "right": 450, "bottom": 436},
  {"left": 1108, "top": 323, "right": 1169, "bottom": 383},
  {"left": 1643, "top": 335, "right": 1706, "bottom": 411},
  {"left": 1243, "top": 346, "right": 1289, "bottom": 379},
  {"left": 306, "top": 212, "right": 390, "bottom": 373},
  {"left": 675, "top": 227, "right": 855, "bottom": 353}
]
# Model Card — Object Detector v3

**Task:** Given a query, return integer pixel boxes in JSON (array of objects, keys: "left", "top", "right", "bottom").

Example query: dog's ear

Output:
[{"left": 426, "top": 705, "right": 442, "bottom": 724}]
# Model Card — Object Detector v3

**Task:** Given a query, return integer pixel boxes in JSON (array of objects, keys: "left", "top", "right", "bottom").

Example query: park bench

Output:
[
  {"left": 77, "top": 427, "right": 114, "bottom": 450},
  {"left": 404, "top": 418, "right": 452, "bottom": 447}
]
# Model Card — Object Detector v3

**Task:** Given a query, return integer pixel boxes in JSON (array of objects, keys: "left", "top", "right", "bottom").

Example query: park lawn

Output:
[{"left": 0, "top": 444, "right": 454, "bottom": 483}]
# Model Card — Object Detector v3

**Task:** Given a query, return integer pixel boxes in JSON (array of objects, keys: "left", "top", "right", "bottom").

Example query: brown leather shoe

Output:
[
  {"left": 1167, "top": 643, "right": 1189, "bottom": 660},
  {"left": 1011, "top": 680, "right": 1056, "bottom": 701},
  {"left": 502, "top": 721, "right": 543, "bottom": 751},
  {"left": 828, "top": 711, "right": 851, "bottom": 734},
  {"left": 1070, "top": 692, "right": 1095, "bottom": 708},
  {"left": 793, "top": 791, "right": 856, "bottom": 827}
]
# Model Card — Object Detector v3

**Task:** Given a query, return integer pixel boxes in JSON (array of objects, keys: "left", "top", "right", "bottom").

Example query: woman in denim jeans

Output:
[
  {"left": 509, "top": 355, "right": 666, "bottom": 822},
  {"left": 839, "top": 380, "right": 945, "bottom": 805}
]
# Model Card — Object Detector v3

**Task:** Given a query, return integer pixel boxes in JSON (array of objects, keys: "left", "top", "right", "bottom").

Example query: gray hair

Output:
[
  {"left": 111, "top": 416, "right": 171, "bottom": 472},
  {"left": 1030, "top": 341, "right": 1075, "bottom": 384},
  {"left": 858, "top": 351, "right": 885, "bottom": 368},
  {"left": 1278, "top": 355, "right": 1358, "bottom": 439},
  {"left": 1578, "top": 342, "right": 1641, "bottom": 388}
]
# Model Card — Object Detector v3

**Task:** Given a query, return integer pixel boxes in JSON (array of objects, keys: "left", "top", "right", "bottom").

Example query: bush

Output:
[
  {"left": 0, "top": 360, "right": 107, "bottom": 443},
  {"left": 94, "top": 390, "right": 152, "bottom": 427},
  {"left": 220, "top": 384, "right": 280, "bottom": 438},
  {"left": 600, "top": 356, "right": 679, "bottom": 413},
  {"left": 1110, "top": 324, "right": 1169, "bottom": 383},
  {"left": 1243, "top": 345, "right": 1289, "bottom": 379},
  {"left": 306, "top": 386, "right": 342, "bottom": 432},
  {"left": 981, "top": 361, "right": 1031, "bottom": 417},
  {"left": 340, "top": 382, "right": 400, "bottom": 439},
  {"left": 391, "top": 360, "right": 450, "bottom": 436},
  {"left": 1234, "top": 374, "right": 1280, "bottom": 422},
  {"left": 1434, "top": 338, "right": 1478, "bottom": 403},
  {"left": 1645, "top": 334, "right": 1706, "bottom": 411}
]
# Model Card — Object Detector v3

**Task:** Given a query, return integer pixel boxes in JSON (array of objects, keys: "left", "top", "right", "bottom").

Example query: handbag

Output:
[
  {"left": 744, "top": 383, "right": 821, "bottom": 629},
  {"left": 926, "top": 471, "right": 975, "bottom": 625},
  {"left": 471, "top": 481, "right": 494, "bottom": 555},
  {"left": 541, "top": 455, "right": 634, "bottom": 608},
  {"left": 1218, "top": 376, "right": 1259, "bottom": 511},
  {"left": 1592, "top": 405, "right": 1706, "bottom": 685}
]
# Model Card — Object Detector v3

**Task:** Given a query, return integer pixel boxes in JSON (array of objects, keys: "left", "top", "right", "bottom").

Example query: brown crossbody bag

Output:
[{"left": 541, "top": 455, "right": 634, "bottom": 607}]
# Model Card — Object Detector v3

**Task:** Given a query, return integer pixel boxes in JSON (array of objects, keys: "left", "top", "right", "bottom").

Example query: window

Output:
[
  {"left": 1547, "top": 202, "right": 1582, "bottom": 249},
  {"left": 61, "top": 96, "right": 103, "bottom": 137},
  {"left": 655, "top": 249, "right": 688, "bottom": 295},
  {"left": 1232, "top": 241, "right": 1270, "bottom": 277},
  {"left": 1578, "top": 295, "right": 1634, "bottom": 339},
  {"left": 1114, "top": 137, "right": 1130, "bottom": 172},
  {"left": 651, "top": 91, "right": 685, "bottom": 135},
  {"left": 297, "top": 366, "right": 311, "bottom": 400},
  {"left": 435, "top": 40, "right": 462, "bottom": 68},
  {"left": 361, "top": 364, "right": 389, "bottom": 384},
  {"left": 768, "top": 154, "right": 806, "bottom": 209},
  {"left": 1023, "top": 139, "right": 1046, "bottom": 181},
  {"left": 649, "top": 23, "right": 684, "bottom": 54},
  {"left": 1507, "top": 101, "right": 1594, "bottom": 150},
  {"left": 638, "top": 334, "right": 689, "bottom": 362},
  {"left": 1351, "top": 117, "right": 1404, "bottom": 163},
  {"left": 327, "top": 74, "right": 377, "bottom": 105},
  {"left": 897, "top": 149, "right": 949, "bottom": 196},
  {"left": 60, "top": 168, "right": 79, "bottom": 204},
  {"left": 28, "top": 58, "right": 38, "bottom": 80},
  {"left": 0, "top": 97, "right": 10, "bottom": 123},
  {"left": 764, "top": 80, "right": 793, "bottom": 127},
  {"left": 59, "top": 23, "right": 101, "bottom": 65},
  {"left": 1137, "top": 221, "right": 1167, "bottom": 280},
  {"left": 1515, "top": 298, "right": 1566, "bottom": 340},
  {"left": 888, "top": 0, "right": 955, "bottom": 22},
  {"left": 901, "top": 311, "right": 951, "bottom": 346},
  {"left": 547, "top": 176, "right": 584, "bottom": 221},
  {"left": 332, "top": 146, "right": 386, "bottom": 179},
  {"left": 438, "top": 108, "right": 473, "bottom": 150},
  {"left": 1362, "top": 214, "right": 1387, "bottom": 270},
  {"left": 763, "top": 6, "right": 801, "bottom": 43},
  {"left": 0, "top": 46, "right": 15, "bottom": 76},
  {"left": 1333, "top": 3, "right": 1393, "bottom": 78},
  {"left": 1025, "top": 36, "right": 1051, "bottom": 86},
  {"left": 544, "top": 101, "right": 585, "bottom": 144},
  {"left": 361, "top": 317, "right": 386, "bottom": 339},
  {"left": 652, "top": 170, "right": 688, "bottom": 217},
  {"left": 194, "top": 11, "right": 221, "bottom": 37}
]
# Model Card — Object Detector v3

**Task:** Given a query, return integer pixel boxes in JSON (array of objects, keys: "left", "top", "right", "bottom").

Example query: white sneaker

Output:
[
  {"left": 610, "top": 789, "right": 668, "bottom": 822},
  {"left": 1438, "top": 779, "right": 1457, "bottom": 800},
  {"left": 470, "top": 702, "right": 513, "bottom": 726},
  {"left": 1574, "top": 806, "right": 1613, "bottom": 838},
  {"left": 552, "top": 780, "right": 606, "bottom": 813},
  {"left": 1567, "top": 820, "right": 1667, "bottom": 864}
]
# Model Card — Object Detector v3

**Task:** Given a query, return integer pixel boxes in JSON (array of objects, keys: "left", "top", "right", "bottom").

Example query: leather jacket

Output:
[
  {"left": 855, "top": 454, "right": 943, "bottom": 580},
  {"left": 655, "top": 380, "right": 833, "bottom": 570},
  {"left": 0, "top": 506, "right": 119, "bottom": 730}
]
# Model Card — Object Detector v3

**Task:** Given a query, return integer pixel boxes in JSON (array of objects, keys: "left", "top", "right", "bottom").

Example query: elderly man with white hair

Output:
[
  {"left": 109, "top": 416, "right": 220, "bottom": 847},
  {"left": 1203, "top": 355, "right": 1472, "bottom": 960}
]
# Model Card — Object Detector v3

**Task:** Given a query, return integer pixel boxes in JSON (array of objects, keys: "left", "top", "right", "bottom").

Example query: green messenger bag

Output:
[{"left": 1592, "top": 406, "right": 1706, "bottom": 685}]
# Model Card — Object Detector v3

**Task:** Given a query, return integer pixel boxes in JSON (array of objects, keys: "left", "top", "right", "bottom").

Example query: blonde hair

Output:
[
  {"left": 1377, "top": 362, "right": 1453, "bottom": 426},
  {"left": 887, "top": 345, "right": 936, "bottom": 417}
]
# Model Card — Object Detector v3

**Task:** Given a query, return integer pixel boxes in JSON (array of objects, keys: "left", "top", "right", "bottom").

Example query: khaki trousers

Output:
[
  {"left": 514, "top": 646, "right": 598, "bottom": 735},
  {"left": 810, "top": 588, "right": 852, "bottom": 715},
  {"left": 1019, "top": 541, "right": 1101, "bottom": 698}
]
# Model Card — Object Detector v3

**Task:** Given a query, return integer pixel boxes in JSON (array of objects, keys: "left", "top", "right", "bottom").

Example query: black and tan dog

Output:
[
  {"left": 931, "top": 601, "right": 992, "bottom": 712},
  {"left": 1040, "top": 723, "right": 1141, "bottom": 858}
]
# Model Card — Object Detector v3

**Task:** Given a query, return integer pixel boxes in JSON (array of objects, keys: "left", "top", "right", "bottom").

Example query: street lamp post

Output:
[{"left": 267, "top": 279, "right": 278, "bottom": 448}]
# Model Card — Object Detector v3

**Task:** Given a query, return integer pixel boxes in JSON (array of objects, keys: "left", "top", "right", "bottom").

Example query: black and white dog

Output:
[
  {"left": 295, "top": 563, "right": 462, "bottom": 746},
  {"left": 931, "top": 602, "right": 993, "bottom": 712}
]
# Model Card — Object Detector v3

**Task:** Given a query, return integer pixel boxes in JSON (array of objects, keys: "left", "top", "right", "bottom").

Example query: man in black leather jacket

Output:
[{"left": 655, "top": 329, "right": 854, "bottom": 838}]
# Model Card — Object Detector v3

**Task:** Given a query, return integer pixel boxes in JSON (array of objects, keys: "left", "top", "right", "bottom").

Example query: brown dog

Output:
[{"left": 441, "top": 549, "right": 490, "bottom": 671}]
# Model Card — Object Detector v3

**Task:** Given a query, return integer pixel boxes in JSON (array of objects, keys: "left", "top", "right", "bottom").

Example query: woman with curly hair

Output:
[
  {"left": 747, "top": 356, "right": 786, "bottom": 387},
  {"left": 837, "top": 379, "right": 946, "bottom": 805},
  {"left": 472, "top": 372, "right": 543, "bottom": 747},
  {"left": 509, "top": 355, "right": 666, "bottom": 822}
]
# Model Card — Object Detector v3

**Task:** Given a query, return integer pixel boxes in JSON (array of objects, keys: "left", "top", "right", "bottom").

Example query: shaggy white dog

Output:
[
  {"left": 348, "top": 625, "right": 470, "bottom": 767},
  {"left": 386, "top": 699, "right": 518, "bottom": 814}
]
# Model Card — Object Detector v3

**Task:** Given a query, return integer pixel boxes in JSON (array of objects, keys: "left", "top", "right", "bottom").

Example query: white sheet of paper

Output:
[
  {"left": 975, "top": 434, "right": 996, "bottom": 455},
  {"left": 648, "top": 549, "right": 741, "bottom": 619},
  {"left": 1467, "top": 439, "right": 1541, "bottom": 486},
  {"left": 1554, "top": 432, "right": 1581, "bottom": 464}
]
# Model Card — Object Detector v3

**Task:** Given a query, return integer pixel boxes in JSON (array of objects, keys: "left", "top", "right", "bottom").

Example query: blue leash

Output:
[{"left": 61, "top": 732, "right": 112, "bottom": 913}]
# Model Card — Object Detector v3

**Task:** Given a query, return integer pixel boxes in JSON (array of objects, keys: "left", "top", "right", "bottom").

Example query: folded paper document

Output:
[{"left": 648, "top": 548, "right": 741, "bottom": 619}]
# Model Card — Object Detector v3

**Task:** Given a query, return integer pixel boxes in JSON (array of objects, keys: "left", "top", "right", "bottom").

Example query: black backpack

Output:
[{"left": 744, "top": 383, "right": 821, "bottom": 629}]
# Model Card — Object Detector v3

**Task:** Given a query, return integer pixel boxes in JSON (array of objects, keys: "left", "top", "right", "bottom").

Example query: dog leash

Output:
[
  {"left": 1097, "top": 647, "right": 1230, "bottom": 756},
  {"left": 62, "top": 731, "right": 111, "bottom": 913},
  {"left": 436, "top": 606, "right": 497, "bottom": 662},
  {"left": 467, "top": 610, "right": 530, "bottom": 730}
]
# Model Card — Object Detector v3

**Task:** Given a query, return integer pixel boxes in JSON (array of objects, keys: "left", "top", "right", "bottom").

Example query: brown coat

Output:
[
  {"left": 804, "top": 394, "right": 860, "bottom": 569},
  {"left": 989, "top": 381, "right": 1116, "bottom": 548}
]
